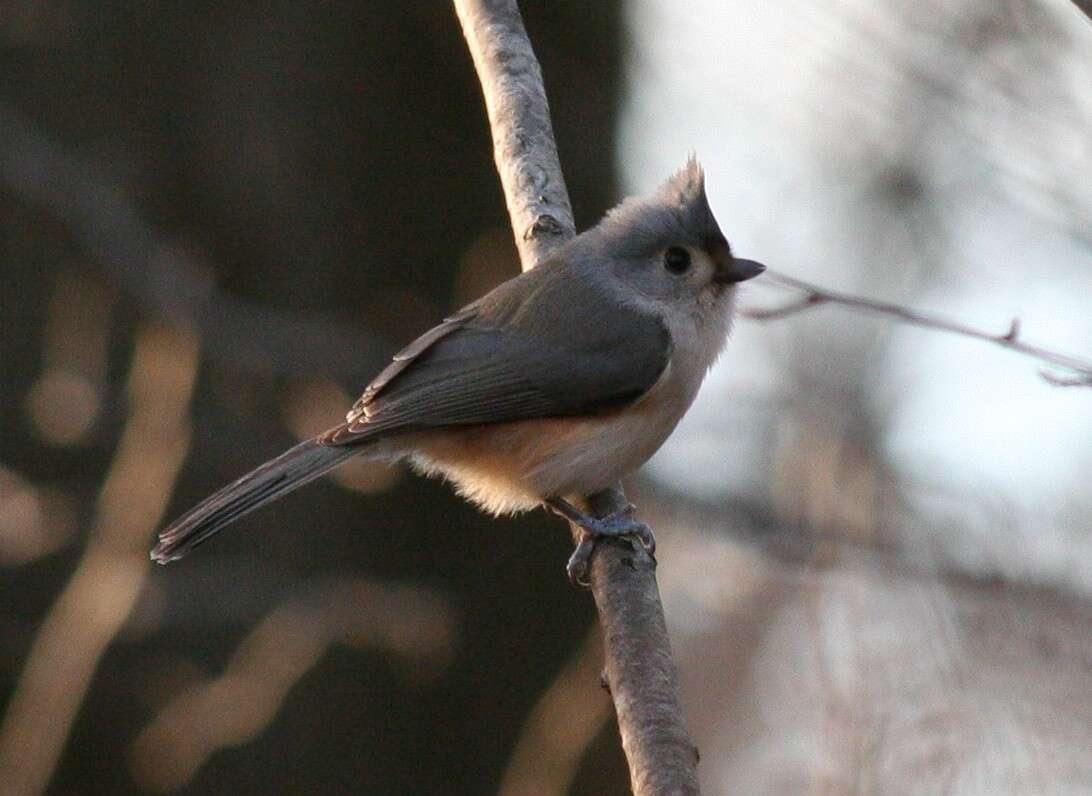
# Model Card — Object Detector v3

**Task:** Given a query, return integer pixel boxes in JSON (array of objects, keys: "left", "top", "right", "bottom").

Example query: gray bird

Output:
[{"left": 151, "top": 158, "right": 765, "bottom": 582}]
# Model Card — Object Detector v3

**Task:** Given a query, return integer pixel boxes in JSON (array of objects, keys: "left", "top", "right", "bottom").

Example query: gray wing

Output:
[
  {"left": 320, "top": 276, "right": 671, "bottom": 445},
  {"left": 342, "top": 304, "right": 479, "bottom": 419}
]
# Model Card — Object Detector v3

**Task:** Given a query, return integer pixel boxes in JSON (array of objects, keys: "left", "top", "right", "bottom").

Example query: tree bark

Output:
[
  {"left": 453, "top": 2, "right": 700, "bottom": 793},
  {"left": 452, "top": 0, "right": 575, "bottom": 271},
  {"left": 1069, "top": 0, "right": 1092, "bottom": 23}
]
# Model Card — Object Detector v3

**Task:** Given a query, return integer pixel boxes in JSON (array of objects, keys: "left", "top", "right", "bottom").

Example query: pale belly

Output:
[{"left": 399, "top": 360, "right": 701, "bottom": 516}]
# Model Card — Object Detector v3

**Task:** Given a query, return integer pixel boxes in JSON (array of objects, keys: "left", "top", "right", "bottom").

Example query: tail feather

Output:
[{"left": 151, "top": 438, "right": 361, "bottom": 564}]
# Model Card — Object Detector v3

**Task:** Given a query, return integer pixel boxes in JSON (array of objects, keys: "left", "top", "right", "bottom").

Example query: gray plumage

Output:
[
  {"left": 151, "top": 158, "right": 764, "bottom": 564},
  {"left": 152, "top": 441, "right": 358, "bottom": 563}
]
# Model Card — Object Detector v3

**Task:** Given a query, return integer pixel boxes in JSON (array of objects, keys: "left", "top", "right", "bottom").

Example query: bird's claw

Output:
[
  {"left": 566, "top": 531, "right": 596, "bottom": 587},
  {"left": 546, "top": 498, "right": 657, "bottom": 587}
]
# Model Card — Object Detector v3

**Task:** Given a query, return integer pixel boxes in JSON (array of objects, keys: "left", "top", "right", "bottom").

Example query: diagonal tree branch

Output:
[
  {"left": 453, "top": 0, "right": 575, "bottom": 269},
  {"left": 1069, "top": 0, "right": 1092, "bottom": 23},
  {"left": 453, "top": 1, "right": 700, "bottom": 793},
  {"left": 744, "top": 269, "right": 1092, "bottom": 387}
]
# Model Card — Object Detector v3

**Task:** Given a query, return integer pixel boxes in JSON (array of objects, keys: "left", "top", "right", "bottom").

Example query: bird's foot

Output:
[{"left": 545, "top": 497, "right": 656, "bottom": 587}]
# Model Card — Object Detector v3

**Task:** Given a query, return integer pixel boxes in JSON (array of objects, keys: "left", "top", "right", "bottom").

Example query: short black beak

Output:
[{"left": 715, "top": 257, "right": 766, "bottom": 284}]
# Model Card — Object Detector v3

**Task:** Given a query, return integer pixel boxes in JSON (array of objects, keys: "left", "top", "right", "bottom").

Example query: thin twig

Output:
[
  {"left": 453, "top": 2, "right": 700, "bottom": 793},
  {"left": 743, "top": 269, "right": 1092, "bottom": 387}
]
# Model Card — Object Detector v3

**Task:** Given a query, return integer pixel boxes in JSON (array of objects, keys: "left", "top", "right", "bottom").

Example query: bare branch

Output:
[
  {"left": 0, "top": 103, "right": 388, "bottom": 383},
  {"left": 585, "top": 487, "right": 702, "bottom": 795},
  {"left": 1069, "top": 0, "right": 1092, "bottom": 23},
  {"left": 453, "top": 0, "right": 575, "bottom": 271},
  {"left": 1040, "top": 369, "right": 1092, "bottom": 387},
  {"left": 454, "top": 2, "right": 700, "bottom": 793},
  {"left": 743, "top": 270, "right": 1092, "bottom": 387}
]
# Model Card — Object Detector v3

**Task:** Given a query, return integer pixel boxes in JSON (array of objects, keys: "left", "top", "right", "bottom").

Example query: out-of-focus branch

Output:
[
  {"left": 453, "top": 2, "right": 700, "bottom": 793},
  {"left": 743, "top": 270, "right": 1092, "bottom": 387},
  {"left": 0, "top": 325, "right": 198, "bottom": 796},
  {"left": 129, "top": 577, "right": 455, "bottom": 792},
  {"left": 0, "top": 104, "right": 388, "bottom": 383},
  {"left": 498, "top": 628, "right": 611, "bottom": 796}
]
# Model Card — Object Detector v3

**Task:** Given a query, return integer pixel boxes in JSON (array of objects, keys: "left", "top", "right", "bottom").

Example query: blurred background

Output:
[{"left": 1, "top": 1, "right": 1089, "bottom": 793}]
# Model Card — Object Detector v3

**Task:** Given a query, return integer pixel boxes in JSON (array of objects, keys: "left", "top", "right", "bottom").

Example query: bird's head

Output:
[{"left": 585, "top": 157, "right": 765, "bottom": 309}]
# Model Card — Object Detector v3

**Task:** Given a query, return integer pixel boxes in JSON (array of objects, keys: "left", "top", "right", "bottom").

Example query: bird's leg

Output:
[{"left": 544, "top": 497, "right": 656, "bottom": 586}]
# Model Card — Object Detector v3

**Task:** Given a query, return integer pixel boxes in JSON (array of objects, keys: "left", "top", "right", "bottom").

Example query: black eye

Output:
[{"left": 663, "top": 246, "right": 691, "bottom": 274}]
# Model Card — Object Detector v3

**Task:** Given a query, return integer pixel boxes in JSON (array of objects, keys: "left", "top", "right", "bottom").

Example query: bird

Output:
[{"left": 151, "top": 158, "right": 765, "bottom": 583}]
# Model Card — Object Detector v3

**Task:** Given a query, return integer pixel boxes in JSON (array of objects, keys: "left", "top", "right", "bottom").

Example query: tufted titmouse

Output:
[{"left": 151, "top": 159, "right": 765, "bottom": 582}]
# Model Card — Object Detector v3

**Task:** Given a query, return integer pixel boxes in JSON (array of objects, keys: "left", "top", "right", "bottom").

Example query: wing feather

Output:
[{"left": 322, "top": 264, "right": 672, "bottom": 446}]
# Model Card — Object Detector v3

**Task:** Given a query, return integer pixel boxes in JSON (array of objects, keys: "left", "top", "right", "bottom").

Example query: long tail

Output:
[{"left": 151, "top": 437, "right": 363, "bottom": 564}]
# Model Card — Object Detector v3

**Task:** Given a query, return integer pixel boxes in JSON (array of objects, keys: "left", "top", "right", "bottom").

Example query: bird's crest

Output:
[
  {"left": 657, "top": 154, "right": 706, "bottom": 212},
  {"left": 597, "top": 156, "right": 721, "bottom": 251}
]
